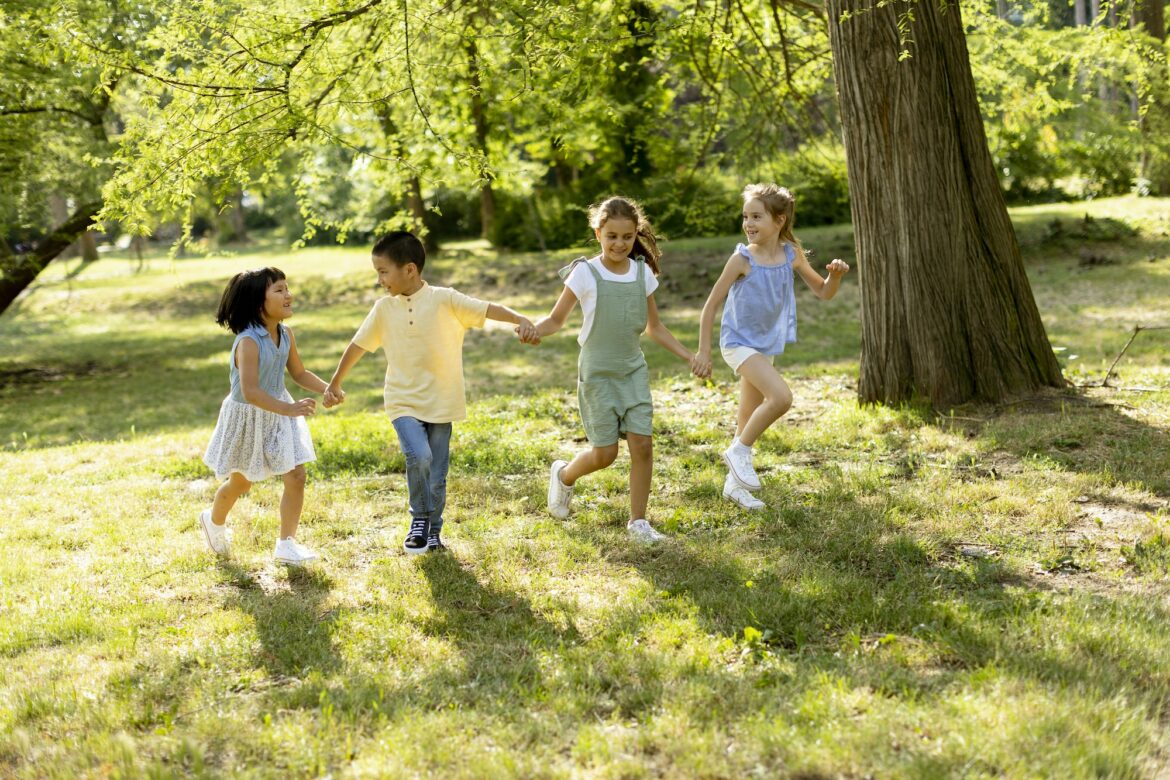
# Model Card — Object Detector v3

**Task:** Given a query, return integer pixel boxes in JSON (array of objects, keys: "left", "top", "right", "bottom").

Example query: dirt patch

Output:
[
  {"left": 0, "top": 361, "right": 119, "bottom": 389},
  {"left": 1064, "top": 498, "right": 1166, "bottom": 551}
]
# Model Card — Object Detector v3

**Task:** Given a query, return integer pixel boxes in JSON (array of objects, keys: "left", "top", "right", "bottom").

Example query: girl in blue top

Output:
[
  {"left": 696, "top": 184, "right": 850, "bottom": 510},
  {"left": 200, "top": 267, "right": 334, "bottom": 566}
]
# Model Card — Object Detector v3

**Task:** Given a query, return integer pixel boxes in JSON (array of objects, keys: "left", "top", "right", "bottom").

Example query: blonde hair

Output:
[
  {"left": 588, "top": 196, "right": 662, "bottom": 276},
  {"left": 743, "top": 183, "right": 800, "bottom": 248}
]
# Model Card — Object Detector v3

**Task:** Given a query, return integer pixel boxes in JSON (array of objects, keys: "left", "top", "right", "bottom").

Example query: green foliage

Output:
[
  {"left": 967, "top": 6, "right": 1168, "bottom": 201},
  {"left": 760, "top": 141, "right": 853, "bottom": 227}
]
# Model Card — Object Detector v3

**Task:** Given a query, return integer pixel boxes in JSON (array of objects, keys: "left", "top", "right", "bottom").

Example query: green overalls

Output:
[{"left": 562, "top": 258, "right": 654, "bottom": 447}]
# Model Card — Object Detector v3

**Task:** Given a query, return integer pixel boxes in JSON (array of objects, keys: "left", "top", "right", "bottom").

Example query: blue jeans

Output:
[{"left": 391, "top": 417, "right": 452, "bottom": 534}]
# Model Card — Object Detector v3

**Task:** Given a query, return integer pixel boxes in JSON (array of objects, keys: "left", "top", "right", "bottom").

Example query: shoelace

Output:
[{"left": 409, "top": 517, "right": 428, "bottom": 537}]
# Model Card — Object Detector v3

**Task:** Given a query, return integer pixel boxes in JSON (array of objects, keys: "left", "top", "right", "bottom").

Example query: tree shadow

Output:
[
  {"left": 553, "top": 484, "right": 1170, "bottom": 726},
  {"left": 0, "top": 322, "right": 362, "bottom": 448},
  {"left": 958, "top": 387, "right": 1170, "bottom": 498}
]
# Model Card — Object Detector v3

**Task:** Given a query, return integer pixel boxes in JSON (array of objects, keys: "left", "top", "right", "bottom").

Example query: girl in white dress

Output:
[{"left": 200, "top": 267, "right": 332, "bottom": 565}]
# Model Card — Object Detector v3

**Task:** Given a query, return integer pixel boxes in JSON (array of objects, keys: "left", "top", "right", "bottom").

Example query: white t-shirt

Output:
[{"left": 564, "top": 257, "right": 660, "bottom": 346}]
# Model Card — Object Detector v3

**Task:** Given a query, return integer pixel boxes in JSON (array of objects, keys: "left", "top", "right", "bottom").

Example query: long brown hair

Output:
[
  {"left": 587, "top": 196, "right": 662, "bottom": 276},
  {"left": 743, "top": 183, "right": 801, "bottom": 248}
]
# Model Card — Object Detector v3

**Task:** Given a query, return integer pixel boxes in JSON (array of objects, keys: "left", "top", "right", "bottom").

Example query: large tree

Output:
[{"left": 826, "top": 0, "right": 1065, "bottom": 407}]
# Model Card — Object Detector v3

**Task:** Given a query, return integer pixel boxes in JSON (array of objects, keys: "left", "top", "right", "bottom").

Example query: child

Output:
[
  {"left": 200, "top": 267, "right": 332, "bottom": 565},
  {"left": 324, "top": 231, "right": 537, "bottom": 555},
  {"left": 529, "top": 196, "right": 709, "bottom": 543},
  {"left": 694, "top": 184, "right": 850, "bottom": 509}
]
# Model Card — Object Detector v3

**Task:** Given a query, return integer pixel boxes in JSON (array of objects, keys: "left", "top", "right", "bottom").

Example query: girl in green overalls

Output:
[{"left": 529, "top": 197, "right": 709, "bottom": 542}]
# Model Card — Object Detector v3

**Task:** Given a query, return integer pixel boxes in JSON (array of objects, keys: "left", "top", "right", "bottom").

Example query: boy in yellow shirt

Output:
[{"left": 326, "top": 231, "right": 537, "bottom": 554}]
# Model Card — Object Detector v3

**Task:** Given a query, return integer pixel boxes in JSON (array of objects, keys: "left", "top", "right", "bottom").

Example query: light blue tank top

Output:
[
  {"left": 228, "top": 323, "right": 289, "bottom": 403},
  {"left": 720, "top": 242, "right": 797, "bottom": 355}
]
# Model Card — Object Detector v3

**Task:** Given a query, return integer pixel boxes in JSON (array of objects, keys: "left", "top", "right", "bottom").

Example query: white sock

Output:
[{"left": 730, "top": 438, "right": 752, "bottom": 455}]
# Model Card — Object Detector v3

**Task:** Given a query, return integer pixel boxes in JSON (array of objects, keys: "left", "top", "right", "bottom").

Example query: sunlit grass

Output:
[{"left": 1, "top": 198, "right": 1169, "bottom": 777}]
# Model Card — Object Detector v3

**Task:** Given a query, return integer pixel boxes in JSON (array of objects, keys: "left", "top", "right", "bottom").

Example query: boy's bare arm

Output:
[
  {"left": 327, "top": 342, "right": 369, "bottom": 396},
  {"left": 486, "top": 302, "right": 539, "bottom": 343},
  {"left": 485, "top": 302, "right": 527, "bottom": 325}
]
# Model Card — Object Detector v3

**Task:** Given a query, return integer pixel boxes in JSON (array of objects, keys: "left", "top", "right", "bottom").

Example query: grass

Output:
[{"left": 1, "top": 195, "right": 1169, "bottom": 777}]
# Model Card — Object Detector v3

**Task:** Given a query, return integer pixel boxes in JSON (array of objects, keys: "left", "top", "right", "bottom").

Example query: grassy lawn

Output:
[{"left": 1, "top": 195, "right": 1169, "bottom": 778}]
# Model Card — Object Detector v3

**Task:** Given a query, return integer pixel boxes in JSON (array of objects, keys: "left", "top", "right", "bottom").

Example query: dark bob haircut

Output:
[
  {"left": 215, "top": 267, "right": 286, "bottom": 334},
  {"left": 372, "top": 231, "right": 426, "bottom": 272}
]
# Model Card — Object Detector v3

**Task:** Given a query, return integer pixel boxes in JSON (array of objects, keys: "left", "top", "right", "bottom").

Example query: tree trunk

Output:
[
  {"left": 465, "top": 34, "right": 496, "bottom": 241},
  {"left": 0, "top": 201, "right": 102, "bottom": 316},
  {"left": 826, "top": 0, "right": 1064, "bottom": 407},
  {"left": 1074, "top": 0, "right": 1087, "bottom": 26},
  {"left": 49, "top": 195, "right": 79, "bottom": 260},
  {"left": 1135, "top": 0, "right": 1168, "bottom": 194},
  {"left": 1135, "top": 0, "right": 1165, "bottom": 38},
  {"left": 228, "top": 188, "right": 248, "bottom": 243},
  {"left": 373, "top": 104, "right": 434, "bottom": 249},
  {"left": 407, "top": 175, "right": 437, "bottom": 252},
  {"left": 79, "top": 231, "right": 99, "bottom": 262}
]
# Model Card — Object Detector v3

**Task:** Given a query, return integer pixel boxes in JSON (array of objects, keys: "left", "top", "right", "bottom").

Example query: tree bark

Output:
[
  {"left": 1135, "top": 0, "right": 1168, "bottom": 194},
  {"left": 79, "top": 231, "right": 99, "bottom": 262},
  {"left": 465, "top": 34, "right": 496, "bottom": 240},
  {"left": 826, "top": 0, "right": 1064, "bottom": 407},
  {"left": 406, "top": 175, "right": 437, "bottom": 252},
  {"left": 1135, "top": 0, "right": 1165, "bottom": 38},
  {"left": 0, "top": 201, "right": 102, "bottom": 316}
]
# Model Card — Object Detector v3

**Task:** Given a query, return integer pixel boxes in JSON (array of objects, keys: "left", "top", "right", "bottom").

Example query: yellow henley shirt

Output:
[{"left": 352, "top": 283, "right": 489, "bottom": 423}]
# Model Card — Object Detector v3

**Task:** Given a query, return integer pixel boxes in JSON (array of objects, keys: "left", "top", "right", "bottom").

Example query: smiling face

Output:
[
  {"left": 372, "top": 255, "right": 418, "bottom": 296},
  {"left": 742, "top": 198, "right": 784, "bottom": 245},
  {"left": 260, "top": 278, "right": 293, "bottom": 324},
  {"left": 594, "top": 216, "right": 638, "bottom": 266}
]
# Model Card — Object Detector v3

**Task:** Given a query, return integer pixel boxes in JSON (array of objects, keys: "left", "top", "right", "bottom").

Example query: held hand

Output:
[
  {"left": 289, "top": 397, "right": 317, "bottom": 417},
  {"left": 322, "top": 385, "right": 339, "bottom": 408},
  {"left": 323, "top": 387, "right": 345, "bottom": 408},
  {"left": 826, "top": 258, "right": 850, "bottom": 278},
  {"left": 690, "top": 353, "right": 712, "bottom": 379},
  {"left": 515, "top": 319, "right": 541, "bottom": 346}
]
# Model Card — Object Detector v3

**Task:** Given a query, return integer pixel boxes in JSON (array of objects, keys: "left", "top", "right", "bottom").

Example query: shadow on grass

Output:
[
  {"left": 551, "top": 472, "right": 1170, "bottom": 730},
  {"left": 965, "top": 387, "right": 1170, "bottom": 498},
  {"left": 217, "top": 560, "right": 342, "bottom": 678},
  {"left": 407, "top": 552, "right": 581, "bottom": 708}
]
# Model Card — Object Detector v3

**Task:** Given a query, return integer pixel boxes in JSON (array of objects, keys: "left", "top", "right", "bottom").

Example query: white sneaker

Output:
[
  {"left": 198, "top": 508, "right": 231, "bottom": 557},
  {"left": 627, "top": 518, "right": 666, "bottom": 543},
  {"left": 274, "top": 537, "right": 319, "bottom": 566},
  {"left": 548, "top": 460, "right": 573, "bottom": 519},
  {"left": 723, "top": 473, "right": 766, "bottom": 510},
  {"left": 722, "top": 443, "right": 761, "bottom": 491}
]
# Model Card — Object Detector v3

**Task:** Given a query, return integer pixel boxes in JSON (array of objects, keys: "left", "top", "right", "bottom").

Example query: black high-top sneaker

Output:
[
  {"left": 426, "top": 530, "right": 446, "bottom": 553},
  {"left": 403, "top": 517, "right": 429, "bottom": 556}
]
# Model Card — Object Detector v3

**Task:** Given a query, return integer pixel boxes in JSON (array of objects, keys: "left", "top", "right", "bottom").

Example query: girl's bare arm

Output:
[
  {"left": 285, "top": 328, "right": 329, "bottom": 394},
  {"left": 793, "top": 248, "right": 850, "bottom": 300}
]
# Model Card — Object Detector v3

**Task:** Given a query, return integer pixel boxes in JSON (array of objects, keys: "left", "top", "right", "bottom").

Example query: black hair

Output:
[
  {"left": 214, "top": 267, "right": 286, "bottom": 334},
  {"left": 371, "top": 231, "right": 426, "bottom": 272}
]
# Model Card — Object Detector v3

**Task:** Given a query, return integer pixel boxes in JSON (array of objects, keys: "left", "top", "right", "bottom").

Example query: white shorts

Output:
[{"left": 720, "top": 345, "right": 776, "bottom": 375}]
